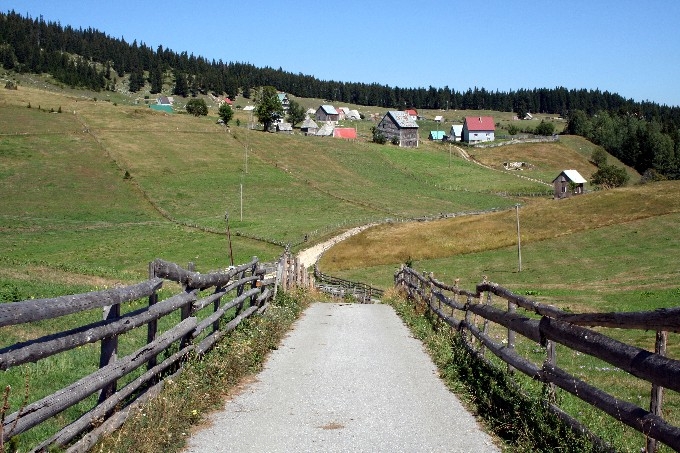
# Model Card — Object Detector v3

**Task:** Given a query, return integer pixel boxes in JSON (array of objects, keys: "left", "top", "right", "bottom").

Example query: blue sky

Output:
[{"left": 6, "top": 0, "right": 680, "bottom": 106}]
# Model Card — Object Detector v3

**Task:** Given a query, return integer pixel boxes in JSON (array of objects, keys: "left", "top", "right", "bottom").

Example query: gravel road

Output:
[
  {"left": 184, "top": 303, "right": 499, "bottom": 453},
  {"left": 296, "top": 224, "right": 376, "bottom": 269}
]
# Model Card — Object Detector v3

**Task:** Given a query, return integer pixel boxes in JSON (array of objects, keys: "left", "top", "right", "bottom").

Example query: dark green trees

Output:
[
  {"left": 255, "top": 86, "right": 283, "bottom": 132},
  {"left": 186, "top": 98, "right": 207, "bottom": 116}
]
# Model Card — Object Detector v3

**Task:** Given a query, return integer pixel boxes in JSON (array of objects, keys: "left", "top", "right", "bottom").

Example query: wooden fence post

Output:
[
  {"left": 249, "top": 257, "right": 258, "bottom": 307},
  {"left": 147, "top": 261, "right": 159, "bottom": 373},
  {"left": 507, "top": 299, "right": 516, "bottom": 375},
  {"left": 545, "top": 337, "right": 557, "bottom": 404},
  {"left": 180, "top": 262, "right": 195, "bottom": 350},
  {"left": 647, "top": 330, "right": 667, "bottom": 453},
  {"left": 98, "top": 302, "right": 120, "bottom": 404},
  {"left": 480, "top": 277, "right": 490, "bottom": 357}
]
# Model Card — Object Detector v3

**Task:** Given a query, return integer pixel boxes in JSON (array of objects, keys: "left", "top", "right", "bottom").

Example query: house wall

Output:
[
  {"left": 553, "top": 175, "right": 584, "bottom": 199},
  {"left": 377, "top": 117, "right": 418, "bottom": 147},
  {"left": 463, "top": 129, "right": 494, "bottom": 143}
]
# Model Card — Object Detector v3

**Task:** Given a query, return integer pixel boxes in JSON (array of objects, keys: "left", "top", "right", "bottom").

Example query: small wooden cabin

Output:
[{"left": 552, "top": 170, "right": 587, "bottom": 199}]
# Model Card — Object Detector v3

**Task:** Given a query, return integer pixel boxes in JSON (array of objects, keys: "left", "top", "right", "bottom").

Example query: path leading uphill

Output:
[{"left": 184, "top": 303, "right": 500, "bottom": 453}]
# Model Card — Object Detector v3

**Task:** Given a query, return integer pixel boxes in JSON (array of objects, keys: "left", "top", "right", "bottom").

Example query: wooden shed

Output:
[
  {"left": 552, "top": 170, "right": 587, "bottom": 199},
  {"left": 377, "top": 111, "right": 419, "bottom": 148}
]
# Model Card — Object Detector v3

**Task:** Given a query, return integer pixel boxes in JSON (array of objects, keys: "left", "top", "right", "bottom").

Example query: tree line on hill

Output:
[{"left": 1, "top": 10, "right": 678, "bottom": 179}]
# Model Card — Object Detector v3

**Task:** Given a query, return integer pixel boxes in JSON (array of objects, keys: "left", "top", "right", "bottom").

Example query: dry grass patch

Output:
[{"left": 321, "top": 181, "right": 680, "bottom": 272}]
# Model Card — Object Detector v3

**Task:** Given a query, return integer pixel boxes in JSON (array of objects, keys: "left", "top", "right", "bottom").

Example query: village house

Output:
[
  {"left": 463, "top": 116, "right": 495, "bottom": 143},
  {"left": 316, "top": 105, "right": 340, "bottom": 123},
  {"left": 276, "top": 122, "right": 293, "bottom": 134},
  {"left": 552, "top": 170, "right": 587, "bottom": 199},
  {"left": 449, "top": 124, "right": 463, "bottom": 142},
  {"left": 333, "top": 128, "right": 357, "bottom": 140},
  {"left": 300, "top": 117, "right": 319, "bottom": 136},
  {"left": 429, "top": 130, "right": 445, "bottom": 141},
  {"left": 277, "top": 93, "right": 290, "bottom": 114},
  {"left": 405, "top": 109, "right": 418, "bottom": 121},
  {"left": 377, "top": 111, "right": 419, "bottom": 148}
]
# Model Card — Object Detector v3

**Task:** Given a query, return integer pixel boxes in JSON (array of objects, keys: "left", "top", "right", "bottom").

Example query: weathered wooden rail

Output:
[
  {"left": 0, "top": 253, "right": 308, "bottom": 452},
  {"left": 314, "top": 265, "right": 383, "bottom": 303},
  {"left": 395, "top": 266, "right": 680, "bottom": 453}
]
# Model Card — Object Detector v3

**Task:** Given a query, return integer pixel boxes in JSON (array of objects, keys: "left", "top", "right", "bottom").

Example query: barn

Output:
[
  {"left": 463, "top": 116, "right": 495, "bottom": 143},
  {"left": 552, "top": 170, "right": 587, "bottom": 199},
  {"left": 377, "top": 111, "right": 419, "bottom": 148}
]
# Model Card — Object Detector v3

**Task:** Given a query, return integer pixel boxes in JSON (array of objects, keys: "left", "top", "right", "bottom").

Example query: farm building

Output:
[
  {"left": 346, "top": 109, "right": 361, "bottom": 120},
  {"left": 276, "top": 122, "right": 293, "bottom": 134},
  {"left": 315, "top": 122, "right": 335, "bottom": 136},
  {"left": 316, "top": 105, "right": 340, "bottom": 123},
  {"left": 552, "top": 170, "right": 587, "bottom": 199},
  {"left": 157, "top": 96, "right": 173, "bottom": 105},
  {"left": 463, "top": 116, "right": 495, "bottom": 143},
  {"left": 434, "top": 115, "right": 444, "bottom": 123},
  {"left": 300, "top": 117, "right": 319, "bottom": 135},
  {"left": 429, "top": 130, "right": 445, "bottom": 141},
  {"left": 377, "top": 111, "right": 419, "bottom": 148},
  {"left": 333, "top": 128, "right": 357, "bottom": 140},
  {"left": 405, "top": 109, "right": 418, "bottom": 121},
  {"left": 449, "top": 125, "right": 463, "bottom": 142},
  {"left": 149, "top": 104, "right": 173, "bottom": 113},
  {"left": 277, "top": 93, "right": 290, "bottom": 114}
]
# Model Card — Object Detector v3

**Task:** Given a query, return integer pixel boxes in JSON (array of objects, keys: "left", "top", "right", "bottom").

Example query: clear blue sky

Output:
[{"left": 7, "top": 0, "right": 680, "bottom": 107}]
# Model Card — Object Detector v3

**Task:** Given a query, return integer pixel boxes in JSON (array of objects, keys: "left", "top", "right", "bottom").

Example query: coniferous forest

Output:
[{"left": 1, "top": 10, "right": 679, "bottom": 179}]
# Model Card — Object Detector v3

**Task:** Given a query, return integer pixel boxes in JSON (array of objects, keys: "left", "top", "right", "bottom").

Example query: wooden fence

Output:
[
  {"left": 394, "top": 266, "right": 680, "bottom": 452},
  {"left": 0, "top": 252, "right": 309, "bottom": 452},
  {"left": 314, "top": 265, "right": 383, "bottom": 303}
]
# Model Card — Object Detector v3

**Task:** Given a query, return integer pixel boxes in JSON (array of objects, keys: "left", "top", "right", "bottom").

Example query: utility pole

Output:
[{"left": 516, "top": 204, "right": 522, "bottom": 272}]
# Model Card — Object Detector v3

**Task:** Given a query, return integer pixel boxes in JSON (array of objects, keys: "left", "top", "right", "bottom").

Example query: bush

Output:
[
  {"left": 591, "top": 164, "right": 629, "bottom": 189},
  {"left": 186, "top": 98, "right": 208, "bottom": 116},
  {"left": 535, "top": 120, "right": 555, "bottom": 136},
  {"left": 591, "top": 148, "right": 608, "bottom": 168}
]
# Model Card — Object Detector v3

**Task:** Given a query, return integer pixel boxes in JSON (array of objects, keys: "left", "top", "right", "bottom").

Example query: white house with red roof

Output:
[
  {"left": 405, "top": 109, "right": 418, "bottom": 121},
  {"left": 463, "top": 116, "right": 495, "bottom": 143}
]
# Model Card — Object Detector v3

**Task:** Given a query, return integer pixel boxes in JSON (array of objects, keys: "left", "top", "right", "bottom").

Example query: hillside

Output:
[{"left": 0, "top": 80, "right": 658, "bottom": 301}]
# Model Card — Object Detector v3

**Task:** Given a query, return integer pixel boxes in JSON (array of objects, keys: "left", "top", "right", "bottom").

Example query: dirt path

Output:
[{"left": 296, "top": 223, "right": 376, "bottom": 269}]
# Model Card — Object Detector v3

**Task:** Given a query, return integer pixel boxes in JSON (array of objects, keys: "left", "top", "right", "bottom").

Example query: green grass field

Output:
[{"left": 2, "top": 77, "right": 679, "bottom": 451}]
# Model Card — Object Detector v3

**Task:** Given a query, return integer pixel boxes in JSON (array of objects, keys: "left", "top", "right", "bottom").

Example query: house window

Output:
[{"left": 561, "top": 186, "right": 567, "bottom": 193}]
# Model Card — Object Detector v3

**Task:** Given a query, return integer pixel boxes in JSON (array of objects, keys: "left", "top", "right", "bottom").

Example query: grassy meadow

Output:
[{"left": 2, "top": 73, "right": 680, "bottom": 451}]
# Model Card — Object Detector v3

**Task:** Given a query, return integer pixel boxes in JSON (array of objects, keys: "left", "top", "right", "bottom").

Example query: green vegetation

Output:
[
  {"left": 185, "top": 98, "right": 208, "bottom": 116},
  {"left": 386, "top": 291, "right": 607, "bottom": 452},
  {"left": 0, "top": 76, "right": 678, "bottom": 452}
]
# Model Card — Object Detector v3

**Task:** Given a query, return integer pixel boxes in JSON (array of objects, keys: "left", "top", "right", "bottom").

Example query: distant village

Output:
[
  {"left": 151, "top": 92, "right": 585, "bottom": 199},
  {"left": 150, "top": 92, "right": 498, "bottom": 148}
]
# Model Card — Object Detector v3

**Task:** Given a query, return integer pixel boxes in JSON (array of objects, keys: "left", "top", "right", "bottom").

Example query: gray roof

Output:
[
  {"left": 385, "top": 111, "right": 419, "bottom": 128},
  {"left": 319, "top": 105, "right": 339, "bottom": 115},
  {"left": 450, "top": 125, "right": 463, "bottom": 136},
  {"left": 316, "top": 123, "right": 335, "bottom": 136},
  {"left": 277, "top": 122, "right": 293, "bottom": 131},
  {"left": 301, "top": 117, "right": 319, "bottom": 129},
  {"left": 554, "top": 170, "right": 587, "bottom": 184}
]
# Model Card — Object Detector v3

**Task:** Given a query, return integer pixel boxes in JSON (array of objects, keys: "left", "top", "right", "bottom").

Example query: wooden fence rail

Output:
[
  {"left": 313, "top": 265, "right": 383, "bottom": 303},
  {"left": 0, "top": 251, "right": 309, "bottom": 452},
  {"left": 394, "top": 266, "right": 680, "bottom": 453}
]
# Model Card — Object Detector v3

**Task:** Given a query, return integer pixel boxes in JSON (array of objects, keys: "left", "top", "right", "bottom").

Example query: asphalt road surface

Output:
[{"left": 184, "top": 303, "right": 500, "bottom": 453}]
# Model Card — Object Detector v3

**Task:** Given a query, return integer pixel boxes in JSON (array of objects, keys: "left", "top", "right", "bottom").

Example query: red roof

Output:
[
  {"left": 405, "top": 109, "right": 418, "bottom": 116},
  {"left": 465, "top": 116, "right": 495, "bottom": 131},
  {"left": 333, "top": 128, "right": 357, "bottom": 139},
  {"left": 224, "top": 98, "right": 233, "bottom": 104}
]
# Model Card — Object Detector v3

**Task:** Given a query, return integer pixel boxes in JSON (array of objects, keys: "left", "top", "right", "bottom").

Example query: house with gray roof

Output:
[
  {"left": 300, "top": 117, "right": 319, "bottom": 135},
  {"left": 552, "top": 170, "right": 587, "bottom": 199},
  {"left": 377, "top": 111, "right": 419, "bottom": 147},
  {"left": 315, "top": 105, "right": 340, "bottom": 123}
]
